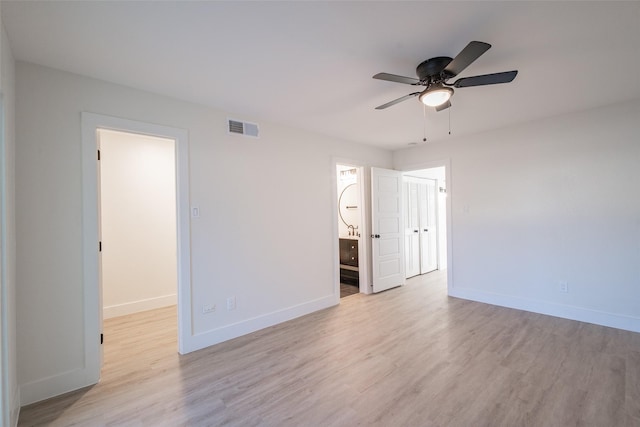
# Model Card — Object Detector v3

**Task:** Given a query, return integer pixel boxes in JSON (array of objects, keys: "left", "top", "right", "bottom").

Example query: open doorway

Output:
[
  {"left": 97, "top": 129, "right": 179, "bottom": 375},
  {"left": 81, "top": 113, "right": 193, "bottom": 389},
  {"left": 336, "top": 164, "right": 366, "bottom": 298},
  {"left": 98, "top": 129, "right": 178, "bottom": 319}
]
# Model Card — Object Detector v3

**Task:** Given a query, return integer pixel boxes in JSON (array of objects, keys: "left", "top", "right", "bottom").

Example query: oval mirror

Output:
[{"left": 338, "top": 183, "right": 359, "bottom": 228}]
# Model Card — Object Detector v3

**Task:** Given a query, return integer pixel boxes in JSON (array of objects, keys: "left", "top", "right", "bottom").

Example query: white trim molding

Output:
[
  {"left": 103, "top": 294, "right": 177, "bottom": 319},
  {"left": 184, "top": 295, "right": 336, "bottom": 353},
  {"left": 449, "top": 286, "right": 640, "bottom": 333}
]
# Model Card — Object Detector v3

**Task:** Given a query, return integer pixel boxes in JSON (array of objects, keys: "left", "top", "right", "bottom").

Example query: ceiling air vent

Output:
[{"left": 228, "top": 119, "right": 259, "bottom": 138}]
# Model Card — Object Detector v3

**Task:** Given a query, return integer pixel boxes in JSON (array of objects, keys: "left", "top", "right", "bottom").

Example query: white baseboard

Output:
[
  {"left": 449, "top": 287, "right": 640, "bottom": 333},
  {"left": 182, "top": 294, "right": 337, "bottom": 354},
  {"left": 19, "top": 294, "right": 336, "bottom": 405},
  {"left": 103, "top": 294, "right": 177, "bottom": 319},
  {"left": 11, "top": 387, "right": 20, "bottom": 427},
  {"left": 19, "top": 365, "right": 96, "bottom": 406}
]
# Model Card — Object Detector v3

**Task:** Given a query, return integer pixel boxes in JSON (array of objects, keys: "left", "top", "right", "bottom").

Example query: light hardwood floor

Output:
[{"left": 19, "top": 271, "right": 640, "bottom": 426}]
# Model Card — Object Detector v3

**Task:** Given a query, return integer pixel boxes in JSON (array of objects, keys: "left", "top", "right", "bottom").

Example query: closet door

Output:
[
  {"left": 404, "top": 181, "right": 420, "bottom": 278},
  {"left": 419, "top": 179, "right": 438, "bottom": 274}
]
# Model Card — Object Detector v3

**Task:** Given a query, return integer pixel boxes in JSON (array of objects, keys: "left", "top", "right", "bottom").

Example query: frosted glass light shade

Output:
[{"left": 419, "top": 87, "right": 453, "bottom": 107}]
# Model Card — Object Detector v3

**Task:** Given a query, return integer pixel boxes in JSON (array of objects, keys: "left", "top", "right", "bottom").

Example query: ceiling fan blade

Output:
[
  {"left": 452, "top": 70, "right": 518, "bottom": 88},
  {"left": 444, "top": 41, "right": 491, "bottom": 77},
  {"left": 435, "top": 101, "right": 452, "bottom": 112},
  {"left": 373, "top": 72, "right": 420, "bottom": 85},
  {"left": 375, "top": 92, "right": 421, "bottom": 110}
]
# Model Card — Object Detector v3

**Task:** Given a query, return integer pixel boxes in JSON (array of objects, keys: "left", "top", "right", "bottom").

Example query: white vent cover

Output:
[{"left": 228, "top": 119, "right": 259, "bottom": 138}]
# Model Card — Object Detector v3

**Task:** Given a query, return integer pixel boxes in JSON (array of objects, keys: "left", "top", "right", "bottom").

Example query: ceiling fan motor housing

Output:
[{"left": 416, "top": 56, "right": 453, "bottom": 83}]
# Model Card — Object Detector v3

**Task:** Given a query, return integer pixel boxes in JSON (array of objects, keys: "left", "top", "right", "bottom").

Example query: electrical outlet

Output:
[
  {"left": 226, "top": 296, "right": 236, "bottom": 311},
  {"left": 559, "top": 281, "right": 568, "bottom": 293},
  {"left": 202, "top": 304, "right": 216, "bottom": 314}
]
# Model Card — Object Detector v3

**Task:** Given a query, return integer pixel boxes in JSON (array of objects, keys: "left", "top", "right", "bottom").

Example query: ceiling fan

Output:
[{"left": 373, "top": 41, "right": 518, "bottom": 111}]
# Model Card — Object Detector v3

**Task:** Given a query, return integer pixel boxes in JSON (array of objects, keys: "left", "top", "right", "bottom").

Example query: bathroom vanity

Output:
[{"left": 339, "top": 238, "right": 359, "bottom": 286}]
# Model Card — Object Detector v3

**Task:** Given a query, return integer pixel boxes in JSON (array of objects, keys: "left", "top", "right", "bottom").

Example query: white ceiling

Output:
[{"left": 3, "top": 1, "right": 640, "bottom": 150}]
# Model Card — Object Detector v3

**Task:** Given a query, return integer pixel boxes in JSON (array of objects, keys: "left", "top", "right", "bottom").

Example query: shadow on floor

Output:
[{"left": 340, "top": 283, "right": 359, "bottom": 298}]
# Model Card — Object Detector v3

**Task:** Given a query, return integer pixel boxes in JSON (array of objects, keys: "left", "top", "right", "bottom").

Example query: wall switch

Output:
[
  {"left": 202, "top": 304, "right": 215, "bottom": 314},
  {"left": 559, "top": 281, "right": 568, "bottom": 293},
  {"left": 192, "top": 207, "right": 200, "bottom": 218},
  {"left": 226, "top": 296, "right": 236, "bottom": 311}
]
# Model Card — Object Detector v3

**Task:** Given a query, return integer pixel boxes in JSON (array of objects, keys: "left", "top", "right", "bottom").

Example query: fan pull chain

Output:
[
  {"left": 423, "top": 104, "right": 427, "bottom": 142},
  {"left": 448, "top": 104, "right": 452, "bottom": 135}
]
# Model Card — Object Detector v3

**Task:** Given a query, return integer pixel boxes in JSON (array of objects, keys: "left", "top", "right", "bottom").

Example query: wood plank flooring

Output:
[
  {"left": 340, "top": 283, "right": 359, "bottom": 298},
  {"left": 18, "top": 271, "right": 640, "bottom": 426}
]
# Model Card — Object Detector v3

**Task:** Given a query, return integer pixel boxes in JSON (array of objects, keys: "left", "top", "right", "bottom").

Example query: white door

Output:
[
  {"left": 419, "top": 178, "right": 438, "bottom": 274},
  {"left": 404, "top": 181, "right": 420, "bottom": 278},
  {"left": 371, "top": 167, "right": 405, "bottom": 292}
]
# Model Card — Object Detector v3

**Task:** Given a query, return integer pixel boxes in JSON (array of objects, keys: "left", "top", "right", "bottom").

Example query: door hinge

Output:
[
  {"left": 99, "top": 241, "right": 102, "bottom": 252},
  {"left": 100, "top": 333, "right": 103, "bottom": 344},
  {"left": 97, "top": 149, "right": 101, "bottom": 161}
]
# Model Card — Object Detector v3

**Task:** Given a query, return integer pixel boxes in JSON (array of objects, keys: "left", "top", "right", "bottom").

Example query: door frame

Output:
[
  {"left": 398, "top": 159, "right": 453, "bottom": 292},
  {"left": 332, "top": 159, "right": 370, "bottom": 298},
  {"left": 0, "top": 94, "right": 10, "bottom": 427},
  {"left": 81, "top": 113, "right": 192, "bottom": 384}
]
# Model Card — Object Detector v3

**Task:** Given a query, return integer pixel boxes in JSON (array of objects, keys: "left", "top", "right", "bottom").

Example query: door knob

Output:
[
  {"left": 414, "top": 230, "right": 419, "bottom": 233},
  {"left": 370, "top": 234, "right": 380, "bottom": 238},
  {"left": 423, "top": 229, "right": 428, "bottom": 232}
]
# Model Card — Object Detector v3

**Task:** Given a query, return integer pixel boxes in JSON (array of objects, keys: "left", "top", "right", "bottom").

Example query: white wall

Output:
[
  {"left": 0, "top": 7, "right": 18, "bottom": 426},
  {"left": 394, "top": 99, "right": 640, "bottom": 332},
  {"left": 15, "top": 62, "right": 393, "bottom": 404},
  {"left": 99, "top": 130, "right": 177, "bottom": 319}
]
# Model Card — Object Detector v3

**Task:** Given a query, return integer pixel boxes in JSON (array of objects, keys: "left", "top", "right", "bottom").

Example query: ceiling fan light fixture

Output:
[{"left": 419, "top": 86, "right": 453, "bottom": 107}]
